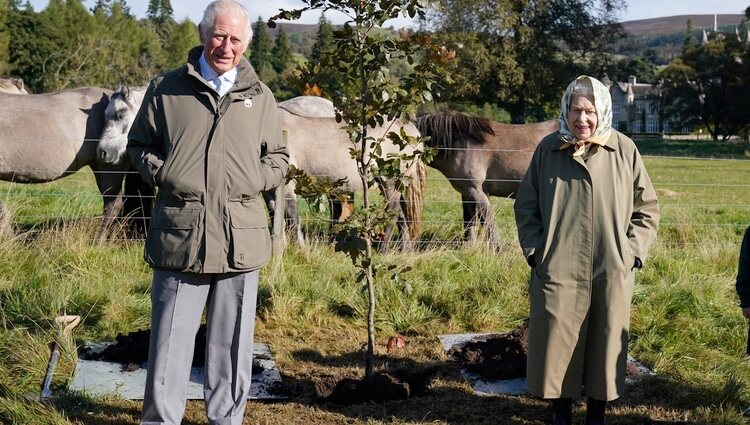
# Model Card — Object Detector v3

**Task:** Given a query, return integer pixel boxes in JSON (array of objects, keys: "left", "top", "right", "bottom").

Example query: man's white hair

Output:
[{"left": 200, "top": 0, "right": 253, "bottom": 47}]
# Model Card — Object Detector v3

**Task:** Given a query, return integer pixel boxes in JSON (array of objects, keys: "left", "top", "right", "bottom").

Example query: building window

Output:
[
  {"left": 647, "top": 119, "right": 658, "bottom": 132},
  {"left": 635, "top": 101, "right": 644, "bottom": 113},
  {"left": 633, "top": 120, "right": 643, "bottom": 132},
  {"left": 663, "top": 121, "right": 671, "bottom": 132},
  {"left": 613, "top": 101, "right": 620, "bottom": 114}
]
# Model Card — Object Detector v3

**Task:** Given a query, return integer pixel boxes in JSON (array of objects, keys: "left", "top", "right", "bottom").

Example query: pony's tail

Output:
[{"left": 404, "top": 160, "right": 426, "bottom": 241}]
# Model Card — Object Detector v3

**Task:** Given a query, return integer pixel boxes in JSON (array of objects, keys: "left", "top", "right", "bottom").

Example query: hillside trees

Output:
[
  {"left": 659, "top": 31, "right": 750, "bottom": 141},
  {"left": 307, "top": 13, "right": 341, "bottom": 97},
  {"left": 0, "top": 0, "right": 10, "bottom": 74},
  {"left": 249, "top": 16, "right": 276, "bottom": 82},
  {"left": 424, "top": 0, "right": 626, "bottom": 123},
  {"left": 2, "top": 0, "right": 199, "bottom": 92},
  {"left": 162, "top": 18, "right": 199, "bottom": 70},
  {"left": 271, "top": 26, "right": 293, "bottom": 73},
  {"left": 268, "top": 26, "right": 297, "bottom": 99},
  {"left": 146, "top": 0, "right": 175, "bottom": 45}
]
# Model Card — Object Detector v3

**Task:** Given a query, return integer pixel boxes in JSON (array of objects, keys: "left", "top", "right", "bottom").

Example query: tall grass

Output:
[{"left": 0, "top": 140, "right": 749, "bottom": 423}]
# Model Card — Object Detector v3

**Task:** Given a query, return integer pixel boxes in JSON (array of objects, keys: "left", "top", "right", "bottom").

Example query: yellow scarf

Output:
[{"left": 559, "top": 130, "right": 610, "bottom": 157}]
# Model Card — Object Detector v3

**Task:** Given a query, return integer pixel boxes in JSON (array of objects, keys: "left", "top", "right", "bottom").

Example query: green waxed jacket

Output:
[{"left": 127, "top": 46, "right": 289, "bottom": 273}]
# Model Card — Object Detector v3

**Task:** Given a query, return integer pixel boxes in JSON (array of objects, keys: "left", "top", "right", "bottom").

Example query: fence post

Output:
[{"left": 272, "top": 130, "right": 288, "bottom": 255}]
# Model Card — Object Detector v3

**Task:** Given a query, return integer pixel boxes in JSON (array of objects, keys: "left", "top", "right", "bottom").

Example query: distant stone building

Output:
[
  {"left": 604, "top": 16, "right": 750, "bottom": 135},
  {"left": 605, "top": 75, "right": 676, "bottom": 134}
]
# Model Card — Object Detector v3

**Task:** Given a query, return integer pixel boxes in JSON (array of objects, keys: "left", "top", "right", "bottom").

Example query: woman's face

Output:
[{"left": 567, "top": 94, "right": 598, "bottom": 140}]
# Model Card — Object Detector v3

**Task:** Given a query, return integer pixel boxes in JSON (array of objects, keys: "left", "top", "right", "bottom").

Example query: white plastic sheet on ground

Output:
[{"left": 69, "top": 342, "right": 284, "bottom": 400}]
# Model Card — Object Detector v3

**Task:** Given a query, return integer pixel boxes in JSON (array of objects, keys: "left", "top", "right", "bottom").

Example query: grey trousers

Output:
[{"left": 141, "top": 269, "right": 259, "bottom": 425}]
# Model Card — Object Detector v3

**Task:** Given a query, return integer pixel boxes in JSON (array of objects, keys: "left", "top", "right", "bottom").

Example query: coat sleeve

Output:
[
  {"left": 628, "top": 147, "right": 660, "bottom": 264},
  {"left": 259, "top": 100, "right": 289, "bottom": 191},
  {"left": 737, "top": 226, "right": 750, "bottom": 308},
  {"left": 514, "top": 142, "right": 544, "bottom": 263},
  {"left": 126, "top": 80, "right": 164, "bottom": 188}
]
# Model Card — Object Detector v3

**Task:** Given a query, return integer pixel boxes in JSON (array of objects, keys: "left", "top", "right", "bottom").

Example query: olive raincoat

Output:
[{"left": 514, "top": 76, "right": 660, "bottom": 401}]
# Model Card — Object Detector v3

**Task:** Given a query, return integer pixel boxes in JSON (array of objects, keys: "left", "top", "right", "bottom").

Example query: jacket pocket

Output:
[
  {"left": 227, "top": 198, "right": 271, "bottom": 270},
  {"left": 144, "top": 203, "right": 203, "bottom": 270}
]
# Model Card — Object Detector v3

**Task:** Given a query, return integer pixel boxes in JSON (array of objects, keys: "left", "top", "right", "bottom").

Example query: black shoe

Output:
[
  {"left": 585, "top": 397, "right": 607, "bottom": 425},
  {"left": 551, "top": 398, "right": 572, "bottom": 425}
]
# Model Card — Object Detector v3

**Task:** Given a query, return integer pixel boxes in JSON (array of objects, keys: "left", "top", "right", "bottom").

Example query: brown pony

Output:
[{"left": 416, "top": 112, "right": 558, "bottom": 250}]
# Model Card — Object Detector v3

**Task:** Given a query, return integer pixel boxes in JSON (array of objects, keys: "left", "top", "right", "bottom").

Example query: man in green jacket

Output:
[{"left": 127, "top": 1, "right": 289, "bottom": 424}]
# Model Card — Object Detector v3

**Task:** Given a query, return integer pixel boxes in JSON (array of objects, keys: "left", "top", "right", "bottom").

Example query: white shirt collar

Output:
[{"left": 198, "top": 51, "right": 237, "bottom": 95}]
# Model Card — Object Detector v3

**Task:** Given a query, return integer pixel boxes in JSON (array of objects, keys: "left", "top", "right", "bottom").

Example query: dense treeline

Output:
[
  {"left": 1, "top": 0, "right": 749, "bottom": 137},
  {"left": 0, "top": 0, "right": 197, "bottom": 93},
  {"left": 0, "top": 0, "right": 304, "bottom": 97}
]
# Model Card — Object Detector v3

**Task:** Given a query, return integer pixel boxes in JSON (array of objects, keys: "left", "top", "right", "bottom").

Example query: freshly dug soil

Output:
[
  {"left": 448, "top": 321, "right": 529, "bottom": 380},
  {"left": 79, "top": 324, "right": 266, "bottom": 373},
  {"left": 447, "top": 321, "right": 649, "bottom": 381},
  {"left": 315, "top": 367, "right": 439, "bottom": 405}
]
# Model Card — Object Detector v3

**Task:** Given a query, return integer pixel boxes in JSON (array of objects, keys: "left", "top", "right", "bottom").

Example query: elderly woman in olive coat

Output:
[{"left": 514, "top": 75, "right": 659, "bottom": 425}]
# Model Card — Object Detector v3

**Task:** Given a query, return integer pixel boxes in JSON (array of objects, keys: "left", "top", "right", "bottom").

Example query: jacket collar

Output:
[{"left": 185, "top": 46, "right": 263, "bottom": 98}]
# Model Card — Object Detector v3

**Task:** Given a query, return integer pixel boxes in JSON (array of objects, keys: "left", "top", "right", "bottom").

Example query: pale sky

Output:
[{"left": 26, "top": 0, "right": 750, "bottom": 28}]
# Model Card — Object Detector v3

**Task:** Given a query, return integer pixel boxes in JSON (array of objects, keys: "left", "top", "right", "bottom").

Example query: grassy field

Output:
[{"left": 0, "top": 138, "right": 749, "bottom": 424}]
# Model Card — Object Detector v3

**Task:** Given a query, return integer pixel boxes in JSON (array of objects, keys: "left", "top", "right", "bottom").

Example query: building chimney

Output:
[
  {"left": 714, "top": 12, "right": 717, "bottom": 32},
  {"left": 628, "top": 75, "right": 636, "bottom": 86}
]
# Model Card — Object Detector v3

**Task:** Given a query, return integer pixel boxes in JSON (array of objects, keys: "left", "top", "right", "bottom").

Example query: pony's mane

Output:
[
  {"left": 416, "top": 111, "right": 495, "bottom": 153},
  {"left": 111, "top": 85, "right": 146, "bottom": 109}
]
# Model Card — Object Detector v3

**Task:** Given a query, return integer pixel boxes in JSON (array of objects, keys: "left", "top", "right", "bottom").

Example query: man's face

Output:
[{"left": 201, "top": 12, "right": 248, "bottom": 75}]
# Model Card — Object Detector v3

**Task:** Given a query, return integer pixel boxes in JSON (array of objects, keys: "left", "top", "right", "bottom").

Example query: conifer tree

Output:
[
  {"left": 271, "top": 26, "right": 293, "bottom": 73},
  {"left": 147, "top": 0, "right": 174, "bottom": 44},
  {"left": 309, "top": 13, "right": 333, "bottom": 64},
  {"left": 308, "top": 13, "right": 343, "bottom": 98},
  {"left": 249, "top": 16, "right": 273, "bottom": 72},
  {"left": 682, "top": 19, "right": 696, "bottom": 53}
]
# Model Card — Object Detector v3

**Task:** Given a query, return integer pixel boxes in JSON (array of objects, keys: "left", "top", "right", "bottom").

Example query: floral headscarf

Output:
[{"left": 558, "top": 75, "right": 613, "bottom": 154}]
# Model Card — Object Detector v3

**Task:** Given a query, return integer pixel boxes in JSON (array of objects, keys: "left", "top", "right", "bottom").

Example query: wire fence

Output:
[{"left": 1, "top": 152, "right": 750, "bottom": 248}]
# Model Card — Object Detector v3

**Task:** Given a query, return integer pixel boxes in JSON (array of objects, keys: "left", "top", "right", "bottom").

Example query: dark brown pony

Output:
[{"left": 416, "top": 111, "right": 558, "bottom": 250}]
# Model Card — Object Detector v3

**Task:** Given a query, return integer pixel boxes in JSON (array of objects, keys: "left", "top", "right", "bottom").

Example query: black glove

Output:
[{"left": 526, "top": 254, "right": 535, "bottom": 268}]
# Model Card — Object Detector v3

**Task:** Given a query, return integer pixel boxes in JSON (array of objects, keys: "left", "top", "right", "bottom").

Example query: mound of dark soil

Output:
[
  {"left": 448, "top": 321, "right": 529, "bottom": 380},
  {"left": 447, "top": 321, "right": 649, "bottom": 381},
  {"left": 315, "top": 367, "right": 439, "bottom": 405},
  {"left": 79, "top": 324, "right": 265, "bottom": 373}
]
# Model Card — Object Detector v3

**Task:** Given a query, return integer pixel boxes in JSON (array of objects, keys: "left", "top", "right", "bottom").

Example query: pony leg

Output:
[
  {"left": 263, "top": 184, "right": 304, "bottom": 247},
  {"left": 378, "top": 182, "right": 407, "bottom": 252},
  {"left": 285, "top": 191, "right": 305, "bottom": 247},
  {"left": 122, "top": 167, "right": 153, "bottom": 239},
  {"left": 476, "top": 192, "right": 501, "bottom": 251},
  {"left": 0, "top": 201, "right": 12, "bottom": 240},
  {"left": 461, "top": 192, "right": 480, "bottom": 247},
  {"left": 92, "top": 164, "right": 127, "bottom": 242}
]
